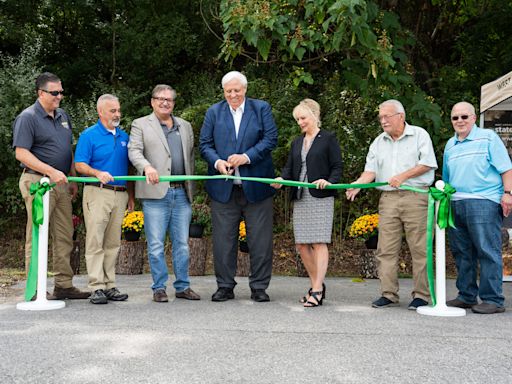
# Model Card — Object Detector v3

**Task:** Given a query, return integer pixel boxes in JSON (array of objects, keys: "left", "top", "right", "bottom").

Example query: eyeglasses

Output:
[
  {"left": 40, "top": 89, "right": 64, "bottom": 96},
  {"left": 451, "top": 114, "right": 473, "bottom": 121},
  {"left": 152, "top": 97, "right": 175, "bottom": 104},
  {"left": 377, "top": 112, "right": 400, "bottom": 122}
]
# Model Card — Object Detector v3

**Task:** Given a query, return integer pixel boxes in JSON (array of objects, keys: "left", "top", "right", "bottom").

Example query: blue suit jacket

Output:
[{"left": 199, "top": 98, "right": 277, "bottom": 203}]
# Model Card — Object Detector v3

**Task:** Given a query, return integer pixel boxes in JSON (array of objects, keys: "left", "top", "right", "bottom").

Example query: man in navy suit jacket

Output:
[{"left": 200, "top": 71, "right": 278, "bottom": 302}]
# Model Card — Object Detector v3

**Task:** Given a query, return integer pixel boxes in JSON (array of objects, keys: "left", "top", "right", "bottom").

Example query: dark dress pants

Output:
[{"left": 211, "top": 185, "right": 273, "bottom": 290}]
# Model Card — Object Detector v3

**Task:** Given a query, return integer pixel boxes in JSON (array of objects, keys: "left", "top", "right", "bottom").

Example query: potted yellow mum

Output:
[
  {"left": 239, "top": 220, "right": 248, "bottom": 253},
  {"left": 349, "top": 213, "right": 379, "bottom": 249},
  {"left": 122, "top": 211, "right": 144, "bottom": 241}
]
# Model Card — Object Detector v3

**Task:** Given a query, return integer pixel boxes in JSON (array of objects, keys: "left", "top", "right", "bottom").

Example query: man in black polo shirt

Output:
[{"left": 12, "top": 72, "right": 89, "bottom": 300}]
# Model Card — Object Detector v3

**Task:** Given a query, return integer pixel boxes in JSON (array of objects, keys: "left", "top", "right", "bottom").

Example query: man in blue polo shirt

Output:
[
  {"left": 443, "top": 101, "right": 512, "bottom": 314},
  {"left": 75, "top": 94, "right": 134, "bottom": 304}
]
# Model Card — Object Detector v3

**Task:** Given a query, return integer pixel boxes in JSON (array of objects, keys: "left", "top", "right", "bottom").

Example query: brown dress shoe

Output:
[
  {"left": 446, "top": 298, "right": 477, "bottom": 309},
  {"left": 153, "top": 289, "right": 169, "bottom": 302},
  {"left": 175, "top": 288, "right": 201, "bottom": 300},
  {"left": 53, "top": 286, "right": 90, "bottom": 299},
  {"left": 471, "top": 302, "right": 506, "bottom": 314},
  {"left": 30, "top": 291, "right": 55, "bottom": 301}
]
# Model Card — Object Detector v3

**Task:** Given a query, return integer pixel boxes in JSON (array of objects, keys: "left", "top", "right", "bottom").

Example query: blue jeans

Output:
[
  {"left": 448, "top": 199, "right": 504, "bottom": 307},
  {"left": 142, "top": 188, "right": 192, "bottom": 292}
]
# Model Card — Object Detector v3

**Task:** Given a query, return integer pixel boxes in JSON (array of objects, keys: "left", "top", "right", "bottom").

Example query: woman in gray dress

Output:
[{"left": 272, "top": 99, "right": 343, "bottom": 307}]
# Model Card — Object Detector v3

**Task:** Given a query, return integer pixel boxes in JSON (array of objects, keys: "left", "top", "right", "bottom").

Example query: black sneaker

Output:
[
  {"left": 408, "top": 298, "right": 428, "bottom": 310},
  {"left": 104, "top": 287, "right": 128, "bottom": 301},
  {"left": 90, "top": 289, "right": 108, "bottom": 304},
  {"left": 372, "top": 296, "right": 399, "bottom": 308}
]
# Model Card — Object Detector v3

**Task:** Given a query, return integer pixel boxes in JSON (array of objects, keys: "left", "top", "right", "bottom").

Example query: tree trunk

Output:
[
  {"left": 359, "top": 249, "right": 378, "bottom": 279},
  {"left": 70, "top": 240, "right": 81, "bottom": 275},
  {"left": 188, "top": 238, "right": 207, "bottom": 276},
  {"left": 236, "top": 250, "right": 250, "bottom": 276},
  {"left": 116, "top": 240, "right": 145, "bottom": 275}
]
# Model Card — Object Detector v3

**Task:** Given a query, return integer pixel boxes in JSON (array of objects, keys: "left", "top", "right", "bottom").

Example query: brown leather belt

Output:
[
  {"left": 169, "top": 182, "right": 184, "bottom": 188},
  {"left": 89, "top": 182, "right": 127, "bottom": 192},
  {"left": 23, "top": 168, "right": 44, "bottom": 176}
]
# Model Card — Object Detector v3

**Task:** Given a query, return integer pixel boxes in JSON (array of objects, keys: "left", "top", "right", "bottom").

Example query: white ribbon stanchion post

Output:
[
  {"left": 417, "top": 180, "right": 465, "bottom": 317},
  {"left": 17, "top": 177, "right": 65, "bottom": 311}
]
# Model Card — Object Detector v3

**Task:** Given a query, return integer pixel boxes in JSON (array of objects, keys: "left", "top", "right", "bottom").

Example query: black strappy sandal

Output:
[
  {"left": 299, "top": 287, "right": 312, "bottom": 303},
  {"left": 300, "top": 283, "right": 326, "bottom": 303},
  {"left": 304, "top": 291, "right": 323, "bottom": 307}
]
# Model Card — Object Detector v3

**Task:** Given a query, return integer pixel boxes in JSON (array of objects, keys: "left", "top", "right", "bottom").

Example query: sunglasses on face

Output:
[
  {"left": 451, "top": 115, "right": 472, "bottom": 121},
  {"left": 40, "top": 89, "right": 64, "bottom": 96}
]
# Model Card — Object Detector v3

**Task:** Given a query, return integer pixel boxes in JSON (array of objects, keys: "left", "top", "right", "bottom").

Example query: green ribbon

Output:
[
  {"left": 25, "top": 181, "right": 55, "bottom": 302},
  {"left": 429, "top": 183, "right": 456, "bottom": 229},
  {"left": 66, "top": 175, "right": 457, "bottom": 307}
]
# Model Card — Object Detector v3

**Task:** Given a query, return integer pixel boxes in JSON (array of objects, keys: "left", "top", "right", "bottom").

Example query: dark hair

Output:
[{"left": 35, "top": 72, "right": 61, "bottom": 92}]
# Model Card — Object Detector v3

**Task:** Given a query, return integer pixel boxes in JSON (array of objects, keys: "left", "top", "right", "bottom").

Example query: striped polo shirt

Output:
[{"left": 442, "top": 125, "right": 512, "bottom": 204}]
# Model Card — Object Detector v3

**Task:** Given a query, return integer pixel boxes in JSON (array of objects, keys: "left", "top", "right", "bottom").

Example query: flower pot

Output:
[
  {"left": 364, "top": 234, "right": 378, "bottom": 250},
  {"left": 239, "top": 240, "right": 249, "bottom": 253},
  {"left": 189, "top": 223, "right": 205, "bottom": 238},
  {"left": 124, "top": 230, "right": 141, "bottom": 242}
]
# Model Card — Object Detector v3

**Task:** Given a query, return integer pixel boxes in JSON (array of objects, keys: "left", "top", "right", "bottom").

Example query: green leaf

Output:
[
  {"left": 295, "top": 47, "right": 306, "bottom": 61},
  {"left": 257, "top": 39, "right": 272, "bottom": 61},
  {"left": 244, "top": 29, "right": 259, "bottom": 47}
]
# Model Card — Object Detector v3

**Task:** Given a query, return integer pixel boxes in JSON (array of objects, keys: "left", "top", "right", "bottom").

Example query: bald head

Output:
[{"left": 451, "top": 101, "right": 476, "bottom": 116}]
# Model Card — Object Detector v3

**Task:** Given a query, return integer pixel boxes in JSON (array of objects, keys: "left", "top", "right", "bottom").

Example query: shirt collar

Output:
[
  {"left": 35, "top": 99, "right": 62, "bottom": 120},
  {"left": 454, "top": 124, "right": 478, "bottom": 143},
  {"left": 383, "top": 122, "right": 413, "bottom": 141},
  {"left": 230, "top": 99, "right": 245, "bottom": 114},
  {"left": 159, "top": 115, "right": 179, "bottom": 131},
  {"left": 96, "top": 119, "right": 118, "bottom": 136}
]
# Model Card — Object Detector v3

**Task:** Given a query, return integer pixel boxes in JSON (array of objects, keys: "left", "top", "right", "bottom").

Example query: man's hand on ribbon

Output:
[
  {"left": 48, "top": 169, "right": 68, "bottom": 185},
  {"left": 388, "top": 174, "right": 405, "bottom": 188},
  {"left": 96, "top": 171, "right": 115, "bottom": 185},
  {"left": 144, "top": 165, "right": 160, "bottom": 185}
]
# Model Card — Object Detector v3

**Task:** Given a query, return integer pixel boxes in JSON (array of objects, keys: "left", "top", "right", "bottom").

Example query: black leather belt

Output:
[
  {"left": 23, "top": 168, "right": 44, "bottom": 176},
  {"left": 169, "top": 182, "right": 184, "bottom": 188},
  {"left": 89, "top": 182, "right": 127, "bottom": 192}
]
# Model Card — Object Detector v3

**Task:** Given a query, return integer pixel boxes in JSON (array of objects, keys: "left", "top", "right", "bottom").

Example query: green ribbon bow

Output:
[
  {"left": 25, "top": 181, "right": 55, "bottom": 301},
  {"left": 429, "top": 183, "right": 456, "bottom": 229}
]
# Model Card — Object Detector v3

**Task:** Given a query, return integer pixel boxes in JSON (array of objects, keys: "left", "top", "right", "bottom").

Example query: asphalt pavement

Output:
[{"left": 1, "top": 274, "right": 512, "bottom": 384}]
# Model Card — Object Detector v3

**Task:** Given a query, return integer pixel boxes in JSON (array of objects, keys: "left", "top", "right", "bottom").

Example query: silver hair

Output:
[
  {"left": 97, "top": 94, "right": 119, "bottom": 110},
  {"left": 293, "top": 98, "right": 322, "bottom": 127},
  {"left": 151, "top": 84, "right": 177, "bottom": 100},
  {"left": 379, "top": 99, "right": 406, "bottom": 116},
  {"left": 221, "top": 71, "right": 248, "bottom": 88}
]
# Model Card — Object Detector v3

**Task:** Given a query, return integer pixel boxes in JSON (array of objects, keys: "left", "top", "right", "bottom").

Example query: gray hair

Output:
[
  {"left": 379, "top": 99, "right": 406, "bottom": 116},
  {"left": 293, "top": 98, "right": 321, "bottom": 127},
  {"left": 97, "top": 94, "right": 119, "bottom": 110},
  {"left": 221, "top": 71, "right": 248, "bottom": 88},
  {"left": 151, "top": 84, "right": 177, "bottom": 100}
]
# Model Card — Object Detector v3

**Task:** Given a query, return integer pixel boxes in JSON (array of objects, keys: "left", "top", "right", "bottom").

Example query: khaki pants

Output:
[
  {"left": 19, "top": 173, "right": 75, "bottom": 289},
  {"left": 377, "top": 190, "right": 429, "bottom": 302},
  {"left": 83, "top": 185, "right": 128, "bottom": 291}
]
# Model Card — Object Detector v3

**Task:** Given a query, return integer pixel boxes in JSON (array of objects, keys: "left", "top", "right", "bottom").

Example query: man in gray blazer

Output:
[{"left": 128, "top": 84, "right": 200, "bottom": 302}]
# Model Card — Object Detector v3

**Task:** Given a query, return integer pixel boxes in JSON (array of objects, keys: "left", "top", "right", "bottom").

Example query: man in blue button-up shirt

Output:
[{"left": 443, "top": 101, "right": 512, "bottom": 314}]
